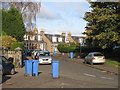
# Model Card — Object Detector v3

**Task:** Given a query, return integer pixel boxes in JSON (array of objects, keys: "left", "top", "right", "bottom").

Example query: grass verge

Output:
[{"left": 105, "top": 59, "right": 120, "bottom": 68}]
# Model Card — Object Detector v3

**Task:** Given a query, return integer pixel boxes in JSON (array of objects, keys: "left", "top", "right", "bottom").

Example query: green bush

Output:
[
  {"left": 10, "top": 42, "right": 24, "bottom": 51},
  {"left": 57, "top": 43, "right": 77, "bottom": 53}
]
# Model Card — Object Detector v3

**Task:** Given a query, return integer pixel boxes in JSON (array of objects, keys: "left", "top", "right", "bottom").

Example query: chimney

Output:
[
  {"left": 61, "top": 32, "right": 66, "bottom": 37},
  {"left": 61, "top": 32, "right": 66, "bottom": 43},
  {"left": 33, "top": 27, "right": 38, "bottom": 34},
  {"left": 40, "top": 28, "right": 44, "bottom": 35},
  {"left": 68, "top": 32, "right": 71, "bottom": 37}
]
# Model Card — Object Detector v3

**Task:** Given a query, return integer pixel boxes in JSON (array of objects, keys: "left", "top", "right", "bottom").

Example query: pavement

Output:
[{"left": 53, "top": 54, "right": 119, "bottom": 75}]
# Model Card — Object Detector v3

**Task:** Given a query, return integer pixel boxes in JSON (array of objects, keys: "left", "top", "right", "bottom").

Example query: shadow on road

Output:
[{"left": 2, "top": 75, "right": 11, "bottom": 83}]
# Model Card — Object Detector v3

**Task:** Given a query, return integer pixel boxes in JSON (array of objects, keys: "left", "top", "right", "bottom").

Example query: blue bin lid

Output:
[
  {"left": 32, "top": 60, "right": 39, "bottom": 62},
  {"left": 23, "top": 60, "right": 33, "bottom": 62},
  {"left": 28, "top": 60, "right": 33, "bottom": 62}
]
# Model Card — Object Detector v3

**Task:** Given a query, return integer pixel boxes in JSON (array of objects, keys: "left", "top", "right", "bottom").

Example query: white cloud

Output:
[
  {"left": 53, "top": 2, "right": 85, "bottom": 12},
  {"left": 37, "top": 3, "right": 61, "bottom": 19},
  {"left": 36, "top": 2, "right": 89, "bottom": 36},
  {"left": 50, "top": 2, "right": 90, "bottom": 18}
]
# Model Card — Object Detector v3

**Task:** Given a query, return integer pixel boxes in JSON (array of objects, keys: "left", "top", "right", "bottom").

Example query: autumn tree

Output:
[
  {"left": 0, "top": 35, "right": 17, "bottom": 49},
  {"left": 84, "top": 2, "right": 120, "bottom": 48}
]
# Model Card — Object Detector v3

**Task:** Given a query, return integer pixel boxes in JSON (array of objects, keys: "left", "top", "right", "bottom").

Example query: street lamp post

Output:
[
  {"left": 80, "top": 43, "right": 81, "bottom": 54},
  {"left": 79, "top": 38, "right": 82, "bottom": 54}
]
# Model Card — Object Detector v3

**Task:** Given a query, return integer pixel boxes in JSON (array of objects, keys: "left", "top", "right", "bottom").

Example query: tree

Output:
[
  {"left": 2, "top": 5, "right": 26, "bottom": 41},
  {"left": 2, "top": 31, "right": 7, "bottom": 36},
  {"left": 11, "top": 2, "right": 41, "bottom": 31},
  {"left": 10, "top": 42, "right": 24, "bottom": 51},
  {"left": 84, "top": 2, "right": 120, "bottom": 48},
  {"left": 0, "top": 35, "right": 17, "bottom": 49}
]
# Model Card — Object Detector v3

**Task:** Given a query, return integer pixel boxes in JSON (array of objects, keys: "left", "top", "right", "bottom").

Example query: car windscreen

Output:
[
  {"left": 44, "top": 52, "right": 50, "bottom": 56},
  {"left": 94, "top": 53, "right": 103, "bottom": 56},
  {"left": 39, "top": 52, "right": 50, "bottom": 56}
]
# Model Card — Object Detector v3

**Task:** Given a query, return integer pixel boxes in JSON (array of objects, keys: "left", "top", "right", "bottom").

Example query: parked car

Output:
[
  {"left": 113, "top": 45, "right": 120, "bottom": 50},
  {"left": 0, "top": 56, "right": 15, "bottom": 75},
  {"left": 31, "top": 49, "right": 42, "bottom": 59},
  {"left": 24, "top": 49, "right": 34, "bottom": 56},
  {"left": 38, "top": 50, "right": 52, "bottom": 64},
  {"left": 84, "top": 52, "right": 105, "bottom": 65}
]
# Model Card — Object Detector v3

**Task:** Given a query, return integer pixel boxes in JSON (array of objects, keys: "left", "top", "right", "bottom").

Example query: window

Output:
[{"left": 94, "top": 53, "right": 103, "bottom": 56}]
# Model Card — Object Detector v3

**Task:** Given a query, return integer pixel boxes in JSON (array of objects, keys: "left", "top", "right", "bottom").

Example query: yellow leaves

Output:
[{"left": 0, "top": 35, "right": 17, "bottom": 48}]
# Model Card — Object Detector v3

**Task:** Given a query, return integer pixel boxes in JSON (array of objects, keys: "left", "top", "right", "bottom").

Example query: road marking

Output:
[
  {"left": 84, "top": 73, "right": 114, "bottom": 80},
  {"left": 100, "top": 77, "right": 113, "bottom": 80},
  {"left": 84, "top": 73, "right": 96, "bottom": 78},
  {"left": 101, "top": 71, "right": 107, "bottom": 73}
]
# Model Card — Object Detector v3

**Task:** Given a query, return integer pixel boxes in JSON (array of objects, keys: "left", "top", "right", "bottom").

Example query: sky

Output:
[
  {"left": 36, "top": 1, "right": 92, "bottom": 36},
  {"left": 1, "top": 0, "right": 92, "bottom": 36}
]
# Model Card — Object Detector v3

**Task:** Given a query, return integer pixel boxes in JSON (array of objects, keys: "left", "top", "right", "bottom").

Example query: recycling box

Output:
[
  {"left": 70, "top": 52, "right": 73, "bottom": 59},
  {"left": 52, "top": 60, "right": 59, "bottom": 78}
]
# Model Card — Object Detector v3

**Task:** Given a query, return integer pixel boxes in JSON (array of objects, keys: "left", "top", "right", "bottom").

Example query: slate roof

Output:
[{"left": 45, "top": 34, "right": 63, "bottom": 43}]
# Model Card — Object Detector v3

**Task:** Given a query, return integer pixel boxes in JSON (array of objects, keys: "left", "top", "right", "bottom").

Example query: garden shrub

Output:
[
  {"left": 57, "top": 43, "right": 77, "bottom": 53},
  {"left": 10, "top": 42, "right": 24, "bottom": 51}
]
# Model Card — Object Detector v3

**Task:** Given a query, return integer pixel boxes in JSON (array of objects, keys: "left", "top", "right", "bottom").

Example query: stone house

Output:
[{"left": 24, "top": 28, "right": 86, "bottom": 53}]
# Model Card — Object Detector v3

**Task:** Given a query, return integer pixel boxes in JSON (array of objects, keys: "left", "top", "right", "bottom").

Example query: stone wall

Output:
[{"left": 1, "top": 49, "right": 22, "bottom": 68}]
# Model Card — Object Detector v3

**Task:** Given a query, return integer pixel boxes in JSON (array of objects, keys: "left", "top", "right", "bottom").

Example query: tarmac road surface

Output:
[{"left": 2, "top": 55, "right": 118, "bottom": 88}]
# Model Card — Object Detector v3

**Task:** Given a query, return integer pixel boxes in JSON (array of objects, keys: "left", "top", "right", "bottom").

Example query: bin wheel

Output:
[
  {"left": 24, "top": 74, "right": 27, "bottom": 76},
  {"left": 32, "top": 73, "right": 35, "bottom": 76},
  {"left": 10, "top": 68, "right": 15, "bottom": 75}
]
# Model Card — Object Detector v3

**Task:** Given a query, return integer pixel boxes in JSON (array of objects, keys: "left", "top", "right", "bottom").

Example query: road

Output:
[
  {"left": 60, "top": 56, "right": 118, "bottom": 87},
  {"left": 2, "top": 55, "right": 118, "bottom": 88},
  {"left": 39, "top": 56, "right": 118, "bottom": 88}
]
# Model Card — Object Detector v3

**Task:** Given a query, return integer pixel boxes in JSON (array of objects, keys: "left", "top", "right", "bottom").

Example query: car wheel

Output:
[
  {"left": 10, "top": 68, "right": 15, "bottom": 75},
  {"left": 84, "top": 60, "right": 87, "bottom": 64},
  {"left": 90, "top": 61, "right": 93, "bottom": 65}
]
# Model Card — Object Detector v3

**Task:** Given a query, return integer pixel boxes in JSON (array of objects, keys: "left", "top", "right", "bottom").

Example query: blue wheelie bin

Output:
[
  {"left": 70, "top": 52, "right": 73, "bottom": 59},
  {"left": 53, "top": 50, "right": 56, "bottom": 56},
  {"left": 32, "top": 60, "right": 39, "bottom": 76},
  {"left": 52, "top": 61, "right": 59, "bottom": 78},
  {"left": 24, "top": 60, "right": 33, "bottom": 76}
]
